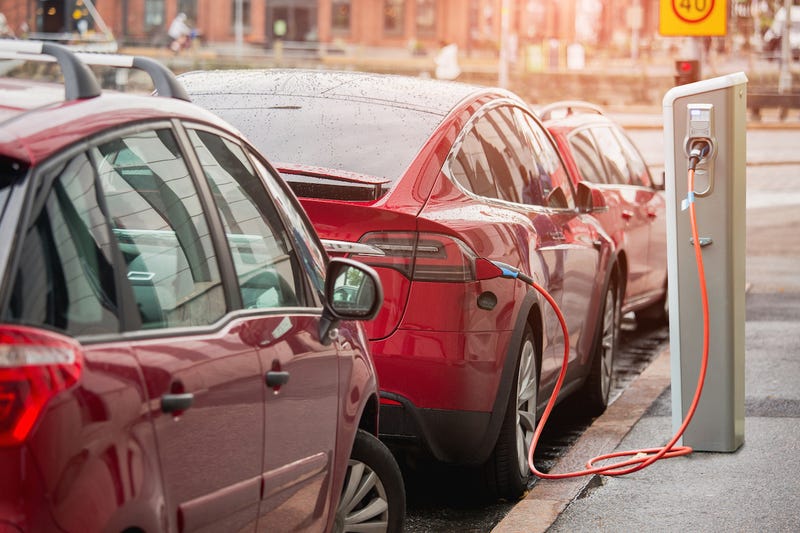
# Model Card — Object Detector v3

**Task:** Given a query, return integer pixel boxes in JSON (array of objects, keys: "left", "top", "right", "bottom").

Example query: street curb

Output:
[{"left": 491, "top": 347, "right": 672, "bottom": 533}]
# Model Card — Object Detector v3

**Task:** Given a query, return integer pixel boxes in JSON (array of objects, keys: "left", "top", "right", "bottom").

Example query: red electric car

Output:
[
  {"left": 541, "top": 102, "right": 668, "bottom": 326},
  {"left": 182, "top": 69, "right": 621, "bottom": 499},
  {"left": 0, "top": 43, "right": 404, "bottom": 532}
]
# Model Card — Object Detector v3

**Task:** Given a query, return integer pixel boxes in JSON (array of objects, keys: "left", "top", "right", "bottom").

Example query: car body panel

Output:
[{"left": 546, "top": 112, "right": 668, "bottom": 316}]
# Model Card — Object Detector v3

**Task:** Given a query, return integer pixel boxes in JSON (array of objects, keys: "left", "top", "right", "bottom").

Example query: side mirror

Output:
[
  {"left": 545, "top": 187, "right": 569, "bottom": 209},
  {"left": 319, "top": 258, "right": 383, "bottom": 344},
  {"left": 576, "top": 182, "right": 608, "bottom": 214}
]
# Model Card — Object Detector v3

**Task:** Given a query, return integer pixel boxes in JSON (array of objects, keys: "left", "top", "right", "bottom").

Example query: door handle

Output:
[
  {"left": 161, "top": 393, "right": 194, "bottom": 414},
  {"left": 266, "top": 371, "right": 290, "bottom": 388}
]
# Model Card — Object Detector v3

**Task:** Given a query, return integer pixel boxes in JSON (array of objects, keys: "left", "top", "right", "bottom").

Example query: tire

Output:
[
  {"left": 483, "top": 324, "right": 537, "bottom": 501},
  {"left": 334, "top": 429, "right": 405, "bottom": 533},
  {"left": 582, "top": 276, "right": 620, "bottom": 416}
]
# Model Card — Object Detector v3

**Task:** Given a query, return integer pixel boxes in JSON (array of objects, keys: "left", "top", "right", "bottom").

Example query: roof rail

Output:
[
  {"left": 0, "top": 40, "right": 189, "bottom": 102},
  {"left": 0, "top": 40, "right": 101, "bottom": 101},
  {"left": 538, "top": 100, "right": 605, "bottom": 121}
]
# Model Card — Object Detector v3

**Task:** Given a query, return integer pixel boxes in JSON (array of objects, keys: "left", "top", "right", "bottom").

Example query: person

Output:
[
  {"left": 168, "top": 12, "right": 191, "bottom": 52},
  {"left": 434, "top": 41, "right": 461, "bottom": 80},
  {"left": 0, "top": 13, "right": 15, "bottom": 39}
]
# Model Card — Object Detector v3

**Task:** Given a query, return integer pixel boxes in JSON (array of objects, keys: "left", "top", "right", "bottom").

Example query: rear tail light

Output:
[
  {"left": 0, "top": 326, "right": 83, "bottom": 447},
  {"left": 354, "top": 232, "right": 478, "bottom": 282}
]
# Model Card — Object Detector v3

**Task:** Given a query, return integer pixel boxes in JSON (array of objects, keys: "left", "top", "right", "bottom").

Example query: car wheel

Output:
[
  {"left": 483, "top": 323, "right": 537, "bottom": 501},
  {"left": 583, "top": 276, "right": 620, "bottom": 416},
  {"left": 334, "top": 429, "right": 405, "bottom": 533}
]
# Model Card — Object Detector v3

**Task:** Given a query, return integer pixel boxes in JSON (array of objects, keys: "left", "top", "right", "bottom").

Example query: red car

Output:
[
  {"left": 0, "top": 43, "right": 404, "bottom": 532},
  {"left": 182, "top": 69, "right": 620, "bottom": 499},
  {"left": 541, "top": 102, "right": 668, "bottom": 326}
]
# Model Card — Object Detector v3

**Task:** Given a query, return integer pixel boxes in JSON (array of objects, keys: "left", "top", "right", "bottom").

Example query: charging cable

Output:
[{"left": 493, "top": 149, "right": 712, "bottom": 479}]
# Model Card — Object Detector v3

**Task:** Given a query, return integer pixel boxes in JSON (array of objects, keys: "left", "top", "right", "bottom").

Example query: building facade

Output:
[{"left": 0, "top": 0, "right": 661, "bottom": 54}]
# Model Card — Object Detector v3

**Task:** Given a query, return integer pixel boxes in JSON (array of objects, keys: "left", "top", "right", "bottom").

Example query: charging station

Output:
[{"left": 663, "top": 72, "right": 747, "bottom": 452}]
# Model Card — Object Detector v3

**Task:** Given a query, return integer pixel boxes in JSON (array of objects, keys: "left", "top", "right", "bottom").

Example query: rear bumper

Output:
[
  {"left": 371, "top": 328, "right": 515, "bottom": 465},
  {"left": 379, "top": 396, "right": 494, "bottom": 465}
]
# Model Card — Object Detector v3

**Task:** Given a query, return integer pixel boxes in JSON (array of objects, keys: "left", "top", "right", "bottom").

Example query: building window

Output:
[
  {"left": 144, "top": 0, "right": 165, "bottom": 30},
  {"left": 332, "top": 0, "right": 351, "bottom": 33},
  {"left": 416, "top": 0, "right": 435, "bottom": 37},
  {"left": 384, "top": 0, "right": 405, "bottom": 36},
  {"left": 231, "top": 0, "right": 252, "bottom": 32}
]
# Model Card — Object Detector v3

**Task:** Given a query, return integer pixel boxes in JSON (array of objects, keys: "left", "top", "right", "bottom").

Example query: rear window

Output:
[{"left": 190, "top": 94, "right": 441, "bottom": 188}]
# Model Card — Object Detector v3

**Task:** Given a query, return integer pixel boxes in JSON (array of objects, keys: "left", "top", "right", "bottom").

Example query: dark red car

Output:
[
  {"left": 541, "top": 102, "right": 669, "bottom": 326},
  {"left": 0, "top": 43, "right": 404, "bottom": 532},
  {"left": 182, "top": 69, "right": 621, "bottom": 499}
]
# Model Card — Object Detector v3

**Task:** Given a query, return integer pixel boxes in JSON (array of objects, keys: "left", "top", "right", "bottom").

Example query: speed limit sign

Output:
[{"left": 660, "top": 0, "right": 727, "bottom": 36}]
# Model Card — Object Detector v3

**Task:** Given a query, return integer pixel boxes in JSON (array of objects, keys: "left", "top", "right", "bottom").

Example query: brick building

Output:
[{"left": 0, "top": 0, "right": 660, "bottom": 55}]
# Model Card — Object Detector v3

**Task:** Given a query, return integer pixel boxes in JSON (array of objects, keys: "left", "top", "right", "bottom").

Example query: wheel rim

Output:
[
  {"left": 337, "top": 459, "right": 390, "bottom": 532},
  {"left": 515, "top": 338, "right": 537, "bottom": 477},
  {"left": 599, "top": 284, "right": 618, "bottom": 400}
]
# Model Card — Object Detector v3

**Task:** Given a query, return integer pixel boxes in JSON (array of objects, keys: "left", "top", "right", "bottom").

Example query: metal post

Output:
[
  {"left": 499, "top": 0, "right": 510, "bottom": 89},
  {"left": 778, "top": 0, "right": 792, "bottom": 94},
  {"left": 235, "top": 0, "right": 244, "bottom": 59}
]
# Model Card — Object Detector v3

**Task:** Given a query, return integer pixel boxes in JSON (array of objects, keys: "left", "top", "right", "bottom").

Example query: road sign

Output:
[{"left": 660, "top": 0, "right": 727, "bottom": 36}]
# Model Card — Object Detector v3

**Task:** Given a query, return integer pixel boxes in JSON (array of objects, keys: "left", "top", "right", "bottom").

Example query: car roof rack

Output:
[
  {"left": 0, "top": 40, "right": 189, "bottom": 102},
  {"left": 538, "top": 100, "right": 605, "bottom": 121}
]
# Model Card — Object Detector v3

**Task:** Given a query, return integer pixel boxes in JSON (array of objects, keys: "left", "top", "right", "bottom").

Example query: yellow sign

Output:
[{"left": 660, "top": 0, "right": 727, "bottom": 36}]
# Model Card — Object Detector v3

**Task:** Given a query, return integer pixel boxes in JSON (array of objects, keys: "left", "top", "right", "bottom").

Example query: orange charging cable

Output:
[{"left": 526, "top": 167, "right": 710, "bottom": 479}]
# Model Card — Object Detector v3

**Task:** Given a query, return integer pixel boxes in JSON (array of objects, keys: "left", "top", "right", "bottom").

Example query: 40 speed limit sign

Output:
[{"left": 660, "top": 0, "right": 727, "bottom": 36}]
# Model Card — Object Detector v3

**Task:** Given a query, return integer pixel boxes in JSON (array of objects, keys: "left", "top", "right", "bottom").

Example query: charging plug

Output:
[{"left": 688, "top": 139, "right": 711, "bottom": 171}]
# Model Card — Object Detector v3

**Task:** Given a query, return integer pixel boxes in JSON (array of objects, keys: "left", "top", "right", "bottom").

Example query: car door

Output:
[
  {"left": 512, "top": 109, "right": 604, "bottom": 385},
  {"left": 583, "top": 125, "right": 652, "bottom": 303},
  {"left": 185, "top": 127, "right": 339, "bottom": 531},
  {"left": 612, "top": 127, "right": 668, "bottom": 295},
  {"left": 92, "top": 126, "right": 263, "bottom": 533}
]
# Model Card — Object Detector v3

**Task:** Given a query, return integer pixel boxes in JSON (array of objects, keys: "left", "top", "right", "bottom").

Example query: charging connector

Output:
[{"left": 688, "top": 139, "right": 711, "bottom": 171}]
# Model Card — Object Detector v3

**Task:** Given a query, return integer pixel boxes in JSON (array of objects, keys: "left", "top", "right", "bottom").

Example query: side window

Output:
[
  {"left": 94, "top": 129, "right": 225, "bottom": 329},
  {"left": 188, "top": 129, "right": 304, "bottom": 309},
  {"left": 590, "top": 127, "right": 630, "bottom": 185},
  {"left": 484, "top": 107, "right": 533, "bottom": 204},
  {"left": 449, "top": 126, "right": 495, "bottom": 198},
  {"left": 251, "top": 154, "right": 326, "bottom": 298},
  {"left": 613, "top": 127, "right": 652, "bottom": 187},
  {"left": 516, "top": 109, "right": 575, "bottom": 208},
  {"left": 5, "top": 154, "right": 121, "bottom": 335},
  {"left": 568, "top": 129, "right": 607, "bottom": 184}
]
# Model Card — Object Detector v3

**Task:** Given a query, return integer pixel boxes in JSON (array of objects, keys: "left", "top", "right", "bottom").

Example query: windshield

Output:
[{"left": 191, "top": 94, "right": 442, "bottom": 188}]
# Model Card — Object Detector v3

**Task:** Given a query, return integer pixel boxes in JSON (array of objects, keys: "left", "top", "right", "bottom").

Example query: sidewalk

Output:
[{"left": 492, "top": 165, "right": 800, "bottom": 532}]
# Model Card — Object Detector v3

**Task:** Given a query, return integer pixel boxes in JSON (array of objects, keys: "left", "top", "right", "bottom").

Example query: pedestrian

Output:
[
  {"left": 168, "top": 12, "right": 191, "bottom": 53},
  {"left": 434, "top": 41, "right": 461, "bottom": 80},
  {"left": 0, "top": 13, "right": 15, "bottom": 39}
]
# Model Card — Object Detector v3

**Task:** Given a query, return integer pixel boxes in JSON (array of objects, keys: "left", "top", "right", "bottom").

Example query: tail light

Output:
[
  {"left": 354, "top": 232, "right": 478, "bottom": 282},
  {"left": 0, "top": 326, "right": 83, "bottom": 447}
]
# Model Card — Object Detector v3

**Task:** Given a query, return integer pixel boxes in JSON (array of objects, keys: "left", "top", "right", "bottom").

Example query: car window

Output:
[
  {"left": 4, "top": 153, "right": 121, "bottom": 335},
  {"left": 94, "top": 129, "right": 226, "bottom": 329},
  {"left": 612, "top": 127, "right": 652, "bottom": 187},
  {"left": 516, "top": 109, "right": 575, "bottom": 208},
  {"left": 251, "top": 154, "right": 326, "bottom": 299},
  {"left": 450, "top": 125, "right": 496, "bottom": 198},
  {"left": 484, "top": 107, "right": 532, "bottom": 204},
  {"left": 589, "top": 126, "right": 630, "bottom": 185},
  {"left": 568, "top": 129, "right": 607, "bottom": 184},
  {"left": 187, "top": 128, "right": 305, "bottom": 309}
]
